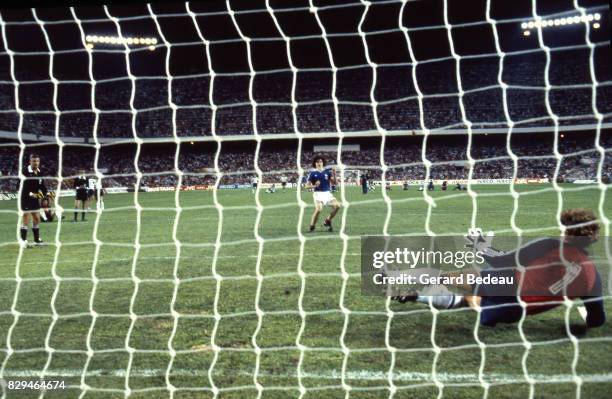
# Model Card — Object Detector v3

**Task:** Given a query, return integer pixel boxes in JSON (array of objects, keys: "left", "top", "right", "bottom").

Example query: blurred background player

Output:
[
  {"left": 39, "top": 191, "right": 62, "bottom": 223},
  {"left": 266, "top": 183, "right": 277, "bottom": 194},
  {"left": 280, "top": 175, "right": 288, "bottom": 190},
  {"left": 86, "top": 175, "right": 97, "bottom": 211},
  {"left": 251, "top": 175, "right": 258, "bottom": 193},
  {"left": 393, "top": 208, "right": 606, "bottom": 329},
  {"left": 19, "top": 154, "right": 46, "bottom": 246},
  {"left": 427, "top": 179, "right": 435, "bottom": 191},
  {"left": 95, "top": 180, "right": 106, "bottom": 211},
  {"left": 305, "top": 155, "right": 341, "bottom": 232},
  {"left": 361, "top": 172, "right": 368, "bottom": 194},
  {"left": 73, "top": 170, "right": 88, "bottom": 222}
]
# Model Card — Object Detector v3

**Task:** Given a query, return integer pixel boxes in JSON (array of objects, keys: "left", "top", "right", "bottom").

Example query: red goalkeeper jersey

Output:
[{"left": 520, "top": 245, "right": 598, "bottom": 314}]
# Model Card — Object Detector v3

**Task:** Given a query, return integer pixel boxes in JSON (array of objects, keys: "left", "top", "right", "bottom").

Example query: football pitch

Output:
[{"left": 0, "top": 184, "right": 611, "bottom": 398}]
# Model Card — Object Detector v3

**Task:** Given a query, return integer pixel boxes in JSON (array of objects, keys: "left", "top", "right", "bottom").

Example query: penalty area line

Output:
[{"left": 1, "top": 369, "right": 610, "bottom": 384}]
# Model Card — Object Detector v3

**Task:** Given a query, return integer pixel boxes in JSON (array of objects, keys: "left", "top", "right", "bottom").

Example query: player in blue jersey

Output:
[{"left": 305, "top": 155, "right": 341, "bottom": 232}]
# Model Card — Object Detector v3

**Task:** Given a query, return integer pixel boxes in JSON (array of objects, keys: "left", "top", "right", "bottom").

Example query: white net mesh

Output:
[{"left": 0, "top": 0, "right": 610, "bottom": 398}]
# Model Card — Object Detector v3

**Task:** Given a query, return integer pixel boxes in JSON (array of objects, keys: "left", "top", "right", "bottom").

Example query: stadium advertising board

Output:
[
  {"left": 0, "top": 193, "right": 18, "bottom": 201},
  {"left": 145, "top": 185, "right": 212, "bottom": 192},
  {"left": 218, "top": 184, "right": 252, "bottom": 189},
  {"left": 104, "top": 187, "right": 129, "bottom": 194},
  {"left": 374, "top": 178, "right": 548, "bottom": 185}
]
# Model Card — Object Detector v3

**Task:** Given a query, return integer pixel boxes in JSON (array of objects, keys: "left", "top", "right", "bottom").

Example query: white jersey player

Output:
[
  {"left": 251, "top": 176, "right": 259, "bottom": 193},
  {"left": 86, "top": 177, "right": 97, "bottom": 210}
]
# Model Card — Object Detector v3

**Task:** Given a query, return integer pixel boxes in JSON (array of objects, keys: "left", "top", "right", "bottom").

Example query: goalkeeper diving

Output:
[
  {"left": 305, "top": 155, "right": 341, "bottom": 232},
  {"left": 392, "top": 208, "right": 606, "bottom": 329}
]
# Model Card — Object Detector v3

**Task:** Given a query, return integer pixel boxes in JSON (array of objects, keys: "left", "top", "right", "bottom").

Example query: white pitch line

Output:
[
  {"left": 290, "top": 370, "right": 612, "bottom": 384},
  {"left": 0, "top": 368, "right": 610, "bottom": 384}
]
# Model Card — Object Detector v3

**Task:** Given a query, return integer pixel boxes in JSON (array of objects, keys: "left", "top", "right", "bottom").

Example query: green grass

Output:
[{"left": 0, "top": 184, "right": 611, "bottom": 398}]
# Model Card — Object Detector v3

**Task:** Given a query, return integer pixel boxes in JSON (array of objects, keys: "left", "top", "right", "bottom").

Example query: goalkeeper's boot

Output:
[
  {"left": 19, "top": 240, "right": 29, "bottom": 249},
  {"left": 322, "top": 219, "right": 333, "bottom": 232},
  {"left": 308, "top": 225, "right": 315, "bottom": 233},
  {"left": 34, "top": 239, "right": 45, "bottom": 246}
]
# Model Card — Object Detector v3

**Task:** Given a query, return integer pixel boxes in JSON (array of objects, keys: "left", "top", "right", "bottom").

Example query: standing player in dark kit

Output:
[
  {"left": 19, "top": 154, "right": 47, "bottom": 246},
  {"left": 361, "top": 173, "right": 368, "bottom": 194},
  {"left": 73, "top": 170, "right": 88, "bottom": 222}
]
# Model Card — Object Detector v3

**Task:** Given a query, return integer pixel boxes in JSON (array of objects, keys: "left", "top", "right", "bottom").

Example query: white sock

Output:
[{"left": 416, "top": 284, "right": 465, "bottom": 309}]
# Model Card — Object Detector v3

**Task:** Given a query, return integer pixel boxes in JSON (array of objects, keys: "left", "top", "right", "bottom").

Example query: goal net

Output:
[{"left": 0, "top": 0, "right": 610, "bottom": 397}]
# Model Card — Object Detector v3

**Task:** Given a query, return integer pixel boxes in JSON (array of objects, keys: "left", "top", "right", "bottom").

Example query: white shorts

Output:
[{"left": 313, "top": 191, "right": 336, "bottom": 206}]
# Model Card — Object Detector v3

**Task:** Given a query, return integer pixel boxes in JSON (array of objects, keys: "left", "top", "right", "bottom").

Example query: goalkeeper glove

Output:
[
  {"left": 391, "top": 293, "right": 418, "bottom": 303},
  {"left": 464, "top": 228, "right": 495, "bottom": 252}
]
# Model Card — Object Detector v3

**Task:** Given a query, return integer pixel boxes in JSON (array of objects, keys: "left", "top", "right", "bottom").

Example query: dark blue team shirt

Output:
[{"left": 308, "top": 168, "right": 333, "bottom": 192}]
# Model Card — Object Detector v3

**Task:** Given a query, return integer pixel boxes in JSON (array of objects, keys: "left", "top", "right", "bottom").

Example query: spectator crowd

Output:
[
  {"left": 1, "top": 134, "right": 610, "bottom": 192},
  {"left": 0, "top": 53, "right": 610, "bottom": 139}
]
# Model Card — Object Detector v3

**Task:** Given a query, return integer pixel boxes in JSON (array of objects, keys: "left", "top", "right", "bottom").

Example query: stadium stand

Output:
[{"left": 0, "top": 53, "right": 610, "bottom": 139}]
